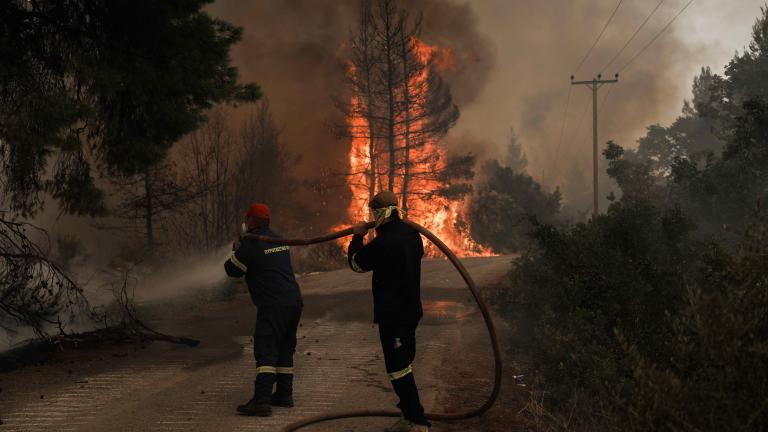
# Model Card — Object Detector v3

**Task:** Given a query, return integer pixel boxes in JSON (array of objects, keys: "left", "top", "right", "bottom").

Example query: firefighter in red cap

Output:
[
  {"left": 225, "top": 203, "right": 303, "bottom": 416},
  {"left": 348, "top": 191, "right": 430, "bottom": 432}
]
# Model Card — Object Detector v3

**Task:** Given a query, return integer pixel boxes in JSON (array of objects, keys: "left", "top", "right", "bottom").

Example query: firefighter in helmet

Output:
[
  {"left": 225, "top": 203, "right": 303, "bottom": 416},
  {"left": 348, "top": 191, "right": 430, "bottom": 432}
]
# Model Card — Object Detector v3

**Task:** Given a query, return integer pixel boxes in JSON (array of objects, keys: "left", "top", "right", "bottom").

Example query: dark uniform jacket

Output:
[
  {"left": 348, "top": 218, "right": 424, "bottom": 325},
  {"left": 225, "top": 227, "right": 303, "bottom": 308}
]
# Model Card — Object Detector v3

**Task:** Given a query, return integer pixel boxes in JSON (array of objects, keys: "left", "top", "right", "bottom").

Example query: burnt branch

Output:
[{"left": 0, "top": 216, "right": 92, "bottom": 338}]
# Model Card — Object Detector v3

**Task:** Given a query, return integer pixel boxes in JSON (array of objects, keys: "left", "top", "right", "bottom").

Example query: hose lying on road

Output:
[{"left": 243, "top": 219, "right": 502, "bottom": 431}]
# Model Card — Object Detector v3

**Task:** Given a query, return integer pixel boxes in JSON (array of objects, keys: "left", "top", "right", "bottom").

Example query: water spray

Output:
[{"left": 243, "top": 219, "right": 502, "bottom": 431}]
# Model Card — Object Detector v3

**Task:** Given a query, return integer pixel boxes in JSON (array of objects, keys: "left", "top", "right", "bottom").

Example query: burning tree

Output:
[
  {"left": 338, "top": 0, "right": 482, "bottom": 255},
  {"left": 338, "top": 0, "right": 380, "bottom": 210}
]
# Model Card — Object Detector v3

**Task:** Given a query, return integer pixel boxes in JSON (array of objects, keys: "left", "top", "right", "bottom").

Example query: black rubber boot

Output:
[
  {"left": 271, "top": 373, "right": 294, "bottom": 407},
  {"left": 237, "top": 374, "right": 275, "bottom": 416},
  {"left": 392, "top": 374, "right": 430, "bottom": 427}
]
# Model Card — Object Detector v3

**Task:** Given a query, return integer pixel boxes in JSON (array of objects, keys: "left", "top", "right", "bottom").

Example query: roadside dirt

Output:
[{"left": 432, "top": 283, "right": 532, "bottom": 432}]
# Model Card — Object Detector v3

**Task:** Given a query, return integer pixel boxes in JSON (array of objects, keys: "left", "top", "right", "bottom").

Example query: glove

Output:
[{"left": 352, "top": 221, "right": 369, "bottom": 236}]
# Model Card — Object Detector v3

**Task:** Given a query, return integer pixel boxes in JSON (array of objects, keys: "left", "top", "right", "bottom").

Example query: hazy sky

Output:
[{"left": 456, "top": 0, "right": 766, "bottom": 174}]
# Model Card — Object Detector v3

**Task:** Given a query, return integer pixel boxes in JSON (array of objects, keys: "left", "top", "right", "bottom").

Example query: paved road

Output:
[{"left": 0, "top": 256, "right": 513, "bottom": 432}]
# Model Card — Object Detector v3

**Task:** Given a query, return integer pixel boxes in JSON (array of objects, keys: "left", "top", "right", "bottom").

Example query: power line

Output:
[
  {"left": 552, "top": 89, "right": 593, "bottom": 191},
  {"left": 551, "top": 91, "right": 588, "bottom": 184},
  {"left": 572, "top": 96, "right": 592, "bottom": 149},
  {"left": 551, "top": 0, "right": 625, "bottom": 186},
  {"left": 554, "top": 86, "right": 573, "bottom": 166},
  {"left": 598, "top": 85, "right": 615, "bottom": 115},
  {"left": 598, "top": 85, "right": 616, "bottom": 140},
  {"left": 618, "top": 0, "right": 696, "bottom": 73},
  {"left": 599, "top": 0, "right": 696, "bottom": 143},
  {"left": 601, "top": 0, "right": 666, "bottom": 74},
  {"left": 573, "top": 0, "right": 625, "bottom": 76},
  {"left": 552, "top": 0, "right": 624, "bottom": 181}
]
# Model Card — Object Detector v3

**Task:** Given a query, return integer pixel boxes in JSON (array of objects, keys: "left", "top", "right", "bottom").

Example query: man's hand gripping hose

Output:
[{"left": 242, "top": 220, "right": 502, "bottom": 431}]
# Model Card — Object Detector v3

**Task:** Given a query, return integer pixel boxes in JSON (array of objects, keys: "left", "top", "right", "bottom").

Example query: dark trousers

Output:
[
  {"left": 252, "top": 304, "right": 302, "bottom": 400},
  {"left": 378, "top": 323, "right": 430, "bottom": 426}
]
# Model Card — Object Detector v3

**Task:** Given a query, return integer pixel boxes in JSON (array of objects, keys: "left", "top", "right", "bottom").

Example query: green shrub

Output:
[
  {"left": 470, "top": 160, "right": 561, "bottom": 253},
  {"left": 501, "top": 200, "right": 768, "bottom": 431},
  {"left": 615, "top": 218, "right": 768, "bottom": 431}
]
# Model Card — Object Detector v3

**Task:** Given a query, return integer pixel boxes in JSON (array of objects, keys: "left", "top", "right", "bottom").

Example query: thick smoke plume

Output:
[
  {"left": 449, "top": 1, "right": 727, "bottom": 211},
  {"left": 208, "top": 0, "right": 728, "bottom": 214}
]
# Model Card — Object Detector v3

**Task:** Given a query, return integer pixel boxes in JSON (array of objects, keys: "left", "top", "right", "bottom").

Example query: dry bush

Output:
[{"left": 1, "top": 216, "right": 92, "bottom": 338}]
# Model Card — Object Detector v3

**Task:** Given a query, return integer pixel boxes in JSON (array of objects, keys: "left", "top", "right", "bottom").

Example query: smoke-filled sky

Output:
[
  {"left": 207, "top": 0, "right": 765, "bottom": 209},
  {"left": 453, "top": 0, "right": 765, "bottom": 205}
]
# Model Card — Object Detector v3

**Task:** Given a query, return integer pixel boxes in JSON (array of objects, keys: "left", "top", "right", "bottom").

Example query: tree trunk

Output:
[
  {"left": 383, "top": 0, "right": 397, "bottom": 192},
  {"left": 144, "top": 171, "right": 154, "bottom": 247},
  {"left": 362, "top": 1, "right": 378, "bottom": 209},
  {"left": 400, "top": 30, "right": 412, "bottom": 215},
  {"left": 368, "top": 119, "right": 377, "bottom": 206}
]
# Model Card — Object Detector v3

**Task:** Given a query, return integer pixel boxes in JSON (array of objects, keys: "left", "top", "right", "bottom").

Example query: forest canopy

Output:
[{"left": 0, "top": 0, "right": 260, "bottom": 217}]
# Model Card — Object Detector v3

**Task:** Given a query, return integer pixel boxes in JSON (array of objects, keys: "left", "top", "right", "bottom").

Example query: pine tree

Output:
[{"left": 0, "top": 0, "right": 260, "bottom": 217}]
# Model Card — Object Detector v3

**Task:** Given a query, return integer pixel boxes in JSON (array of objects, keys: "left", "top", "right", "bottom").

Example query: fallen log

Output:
[{"left": 0, "top": 324, "right": 199, "bottom": 372}]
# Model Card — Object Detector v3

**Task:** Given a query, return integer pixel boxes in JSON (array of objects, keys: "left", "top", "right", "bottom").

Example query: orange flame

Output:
[{"left": 340, "top": 39, "right": 493, "bottom": 257}]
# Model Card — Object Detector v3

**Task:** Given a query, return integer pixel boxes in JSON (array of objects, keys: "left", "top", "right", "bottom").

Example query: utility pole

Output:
[{"left": 571, "top": 73, "right": 618, "bottom": 216}]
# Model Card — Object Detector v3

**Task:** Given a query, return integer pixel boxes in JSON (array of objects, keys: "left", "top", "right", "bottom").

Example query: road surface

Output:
[{"left": 0, "top": 256, "right": 513, "bottom": 432}]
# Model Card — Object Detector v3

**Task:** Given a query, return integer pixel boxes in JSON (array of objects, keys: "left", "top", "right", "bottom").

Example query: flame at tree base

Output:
[
  {"left": 332, "top": 206, "right": 494, "bottom": 258},
  {"left": 410, "top": 200, "right": 495, "bottom": 258}
]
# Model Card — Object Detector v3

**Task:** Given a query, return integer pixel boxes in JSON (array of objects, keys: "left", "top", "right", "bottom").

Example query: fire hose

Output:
[{"left": 243, "top": 219, "right": 502, "bottom": 431}]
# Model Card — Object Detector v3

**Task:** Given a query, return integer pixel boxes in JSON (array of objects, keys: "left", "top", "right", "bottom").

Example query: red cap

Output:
[{"left": 245, "top": 203, "right": 270, "bottom": 220}]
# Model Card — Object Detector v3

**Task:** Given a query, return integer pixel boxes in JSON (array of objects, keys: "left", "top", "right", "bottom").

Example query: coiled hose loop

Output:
[{"left": 243, "top": 219, "right": 502, "bottom": 431}]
